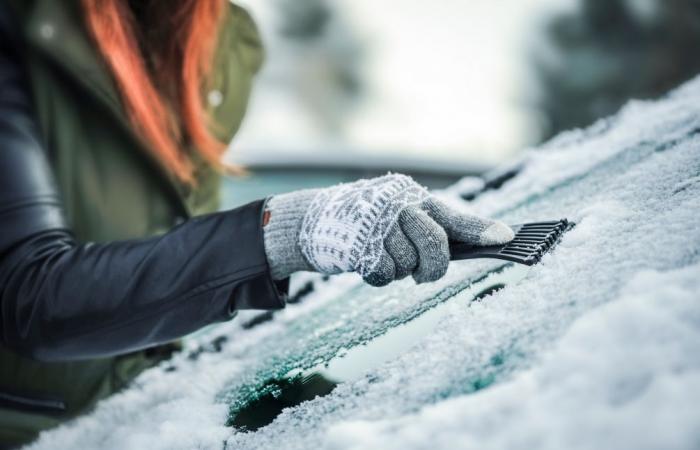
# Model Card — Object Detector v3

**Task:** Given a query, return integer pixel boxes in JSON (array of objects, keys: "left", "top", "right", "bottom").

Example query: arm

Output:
[{"left": 0, "top": 13, "right": 286, "bottom": 362}]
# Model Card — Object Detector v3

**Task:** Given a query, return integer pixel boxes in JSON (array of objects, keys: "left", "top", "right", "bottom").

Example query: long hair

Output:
[{"left": 81, "top": 0, "right": 227, "bottom": 183}]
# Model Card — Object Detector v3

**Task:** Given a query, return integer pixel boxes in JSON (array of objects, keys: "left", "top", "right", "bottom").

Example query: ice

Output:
[
  {"left": 25, "top": 77, "right": 700, "bottom": 450},
  {"left": 326, "top": 264, "right": 700, "bottom": 450}
]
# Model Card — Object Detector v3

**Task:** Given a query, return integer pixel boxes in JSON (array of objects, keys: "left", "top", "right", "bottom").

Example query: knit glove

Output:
[{"left": 262, "top": 174, "right": 514, "bottom": 286}]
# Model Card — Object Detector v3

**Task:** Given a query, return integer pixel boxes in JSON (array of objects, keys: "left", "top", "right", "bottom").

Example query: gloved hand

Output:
[{"left": 262, "top": 174, "right": 514, "bottom": 286}]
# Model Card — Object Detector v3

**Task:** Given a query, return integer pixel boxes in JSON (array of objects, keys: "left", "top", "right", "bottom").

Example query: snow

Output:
[
  {"left": 25, "top": 77, "right": 700, "bottom": 450},
  {"left": 326, "top": 263, "right": 700, "bottom": 450}
]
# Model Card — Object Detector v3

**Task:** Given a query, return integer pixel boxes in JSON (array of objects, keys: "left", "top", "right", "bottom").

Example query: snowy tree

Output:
[{"left": 530, "top": 0, "right": 700, "bottom": 141}]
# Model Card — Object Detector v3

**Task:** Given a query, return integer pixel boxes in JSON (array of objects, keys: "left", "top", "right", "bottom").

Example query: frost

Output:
[
  {"left": 326, "top": 264, "right": 700, "bottom": 450},
  {"left": 25, "top": 77, "right": 700, "bottom": 450}
]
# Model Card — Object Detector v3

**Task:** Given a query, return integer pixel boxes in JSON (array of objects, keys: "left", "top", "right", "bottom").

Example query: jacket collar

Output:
[{"left": 23, "top": 0, "right": 192, "bottom": 217}]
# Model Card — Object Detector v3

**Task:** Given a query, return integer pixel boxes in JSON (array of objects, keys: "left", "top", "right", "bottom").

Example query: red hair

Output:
[{"left": 81, "top": 0, "right": 228, "bottom": 184}]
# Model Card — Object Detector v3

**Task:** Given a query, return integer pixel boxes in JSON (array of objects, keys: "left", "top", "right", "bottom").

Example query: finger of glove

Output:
[
  {"left": 384, "top": 224, "right": 418, "bottom": 280},
  {"left": 423, "top": 197, "right": 514, "bottom": 246},
  {"left": 362, "top": 249, "right": 396, "bottom": 287},
  {"left": 399, "top": 206, "right": 449, "bottom": 284}
]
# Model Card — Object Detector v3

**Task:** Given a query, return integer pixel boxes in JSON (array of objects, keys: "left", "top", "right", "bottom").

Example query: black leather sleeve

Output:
[{"left": 0, "top": 8, "right": 287, "bottom": 362}]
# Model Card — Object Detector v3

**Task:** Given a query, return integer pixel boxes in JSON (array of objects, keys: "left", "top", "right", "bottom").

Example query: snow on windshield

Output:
[{"left": 26, "top": 77, "right": 700, "bottom": 450}]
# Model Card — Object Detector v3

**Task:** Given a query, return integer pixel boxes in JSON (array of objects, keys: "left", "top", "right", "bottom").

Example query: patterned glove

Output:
[{"left": 262, "top": 174, "right": 514, "bottom": 286}]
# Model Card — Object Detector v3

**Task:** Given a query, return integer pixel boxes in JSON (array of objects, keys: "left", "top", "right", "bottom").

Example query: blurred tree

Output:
[
  {"left": 531, "top": 0, "right": 700, "bottom": 141},
  {"left": 275, "top": 0, "right": 330, "bottom": 40},
  {"left": 269, "top": 0, "right": 365, "bottom": 135}
]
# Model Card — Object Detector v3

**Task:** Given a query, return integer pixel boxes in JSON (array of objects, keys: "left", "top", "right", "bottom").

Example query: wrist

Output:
[{"left": 262, "top": 190, "right": 318, "bottom": 280}]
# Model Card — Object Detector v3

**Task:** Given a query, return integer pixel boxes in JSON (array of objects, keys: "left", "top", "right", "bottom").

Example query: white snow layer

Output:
[
  {"left": 327, "top": 264, "right": 700, "bottom": 450},
  {"left": 25, "top": 77, "right": 700, "bottom": 449}
]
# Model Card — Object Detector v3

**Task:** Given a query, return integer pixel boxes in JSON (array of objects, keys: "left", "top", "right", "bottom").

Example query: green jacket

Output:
[{"left": 0, "top": 0, "right": 266, "bottom": 445}]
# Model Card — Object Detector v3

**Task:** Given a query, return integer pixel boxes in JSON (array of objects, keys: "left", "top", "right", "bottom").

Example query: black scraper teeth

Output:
[{"left": 449, "top": 219, "right": 571, "bottom": 266}]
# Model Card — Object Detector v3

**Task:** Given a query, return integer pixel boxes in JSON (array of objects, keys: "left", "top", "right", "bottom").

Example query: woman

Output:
[{"left": 0, "top": 0, "right": 513, "bottom": 446}]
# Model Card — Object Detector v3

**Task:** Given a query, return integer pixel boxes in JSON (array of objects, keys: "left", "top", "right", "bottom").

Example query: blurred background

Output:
[{"left": 222, "top": 0, "right": 700, "bottom": 207}]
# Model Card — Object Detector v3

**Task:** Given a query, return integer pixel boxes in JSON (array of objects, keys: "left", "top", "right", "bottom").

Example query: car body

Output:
[
  {"left": 221, "top": 151, "right": 488, "bottom": 208},
  {"left": 25, "top": 77, "right": 700, "bottom": 450}
]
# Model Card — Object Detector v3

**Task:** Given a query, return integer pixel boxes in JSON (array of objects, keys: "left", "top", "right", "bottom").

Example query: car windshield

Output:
[
  {"left": 227, "top": 263, "right": 530, "bottom": 430},
  {"left": 27, "top": 78, "right": 700, "bottom": 450}
]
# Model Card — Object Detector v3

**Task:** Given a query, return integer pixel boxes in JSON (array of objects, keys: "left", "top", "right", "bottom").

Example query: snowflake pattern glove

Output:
[{"left": 262, "top": 174, "right": 514, "bottom": 286}]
